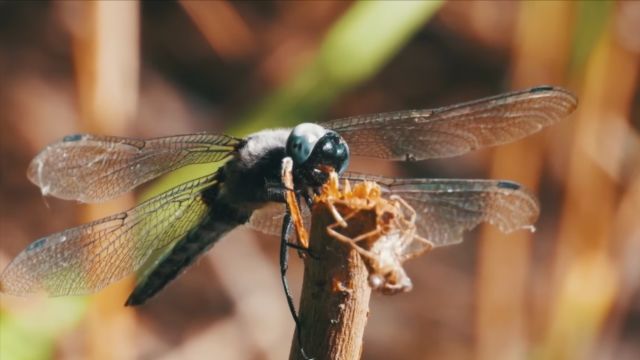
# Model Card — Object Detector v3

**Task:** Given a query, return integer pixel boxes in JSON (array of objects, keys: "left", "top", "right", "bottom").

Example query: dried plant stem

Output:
[{"left": 289, "top": 203, "right": 375, "bottom": 360}]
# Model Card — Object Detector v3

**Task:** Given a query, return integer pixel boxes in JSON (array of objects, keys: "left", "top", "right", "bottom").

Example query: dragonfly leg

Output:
[
  {"left": 280, "top": 211, "right": 313, "bottom": 360},
  {"left": 265, "top": 177, "right": 306, "bottom": 203},
  {"left": 302, "top": 191, "right": 314, "bottom": 209},
  {"left": 285, "top": 241, "right": 319, "bottom": 260},
  {"left": 267, "top": 181, "right": 316, "bottom": 259},
  {"left": 265, "top": 182, "right": 288, "bottom": 202},
  {"left": 267, "top": 174, "right": 311, "bottom": 255}
]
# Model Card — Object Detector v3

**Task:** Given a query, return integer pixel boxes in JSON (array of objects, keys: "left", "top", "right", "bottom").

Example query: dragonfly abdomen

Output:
[
  {"left": 125, "top": 214, "right": 241, "bottom": 306},
  {"left": 125, "top": 181, "right": 251, "bottom": 306}
]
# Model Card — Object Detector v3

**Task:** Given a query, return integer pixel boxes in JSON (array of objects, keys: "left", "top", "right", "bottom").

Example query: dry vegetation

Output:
[{"left": 0, "top": 1, "right": 638, "bottom": 360}]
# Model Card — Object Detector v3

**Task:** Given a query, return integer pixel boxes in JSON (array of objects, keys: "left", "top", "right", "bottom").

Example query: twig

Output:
[
  {"left": 288, "top": 201, "right": 375, "bottom": 360},
  {"left": 287, "top": 173, "right": 429, "bottom": 359}
]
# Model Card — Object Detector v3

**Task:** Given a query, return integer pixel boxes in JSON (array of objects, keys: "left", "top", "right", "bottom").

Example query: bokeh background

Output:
[{"left": 1, "top": 1, "right": 639, "bottom": 359}]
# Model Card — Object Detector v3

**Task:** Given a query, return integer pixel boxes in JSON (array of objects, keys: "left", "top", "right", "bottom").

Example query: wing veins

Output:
[
  {"left": 326, "top": 86, "right": 577, "bottom": 160},
  {"left": 0, "top": 174, "right": 217, "bottom": 296},
  {"left": 28, "top": 134, "right": 237, "bottom": 202}
]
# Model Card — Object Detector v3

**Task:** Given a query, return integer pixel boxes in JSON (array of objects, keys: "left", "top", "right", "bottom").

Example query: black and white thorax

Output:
[{"left": 217, "top": 124, "right": 350, "bottom": 211}]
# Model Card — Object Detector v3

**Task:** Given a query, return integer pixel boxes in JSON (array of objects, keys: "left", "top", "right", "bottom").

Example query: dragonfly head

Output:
[{"left": 286, "top": 123, "right": 350, "bottom": 186}]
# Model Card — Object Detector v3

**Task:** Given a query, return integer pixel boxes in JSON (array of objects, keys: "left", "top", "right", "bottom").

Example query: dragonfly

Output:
[{"left": 0, "top": 86, "right": 577, "bottom": 308}]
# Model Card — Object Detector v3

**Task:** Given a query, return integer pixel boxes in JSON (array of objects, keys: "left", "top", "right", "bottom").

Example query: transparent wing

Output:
[
  {"left": 0, "top": 174, "right": 217, "bottom": 296},
  {"left": 343, "top": 173, "right": 539, "bottom": 247},
  {"left": 28, "top": 133, "right": 239, "bottom": 202},
  {"left": 247, "top": 201, "right": 311, "bottom": 239},
  {"left": 325, "top": 86, "right": 577, "bottom": 160}
]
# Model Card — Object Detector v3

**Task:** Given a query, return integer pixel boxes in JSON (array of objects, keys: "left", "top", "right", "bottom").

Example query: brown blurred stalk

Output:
[
  {"left": 289, "top": 204, "right": 373, "bottom": 360},
  {"left": 538, "top": 14, "right": 639, "bottom": 359},
  {"left": 60, "top": 1, "right": 140, "bottom": 359},
  {"left": 179, "top": 0, "right": 255, "bottom": 61},
  {"left": 476, "top": 2, "right": 573, "bottom": 360}
]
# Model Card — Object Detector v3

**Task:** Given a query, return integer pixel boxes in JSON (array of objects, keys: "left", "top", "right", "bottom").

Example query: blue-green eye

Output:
[{"left": 286, "top": 123, "right": 327, "bottom": 165}]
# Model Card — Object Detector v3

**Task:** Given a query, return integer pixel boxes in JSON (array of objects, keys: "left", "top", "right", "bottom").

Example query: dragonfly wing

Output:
[
  {"left": 343, "top": 173, "right": 539, "bottom": 247},
  {"left": 247, "top": 201, "right": 311, "bottom": 240},
  {"left": 0, "top": 174, "right": 217, "bottom": 296},
  {"left": 28, "top": 133, "right": 239, "bottom": 202},
  {"left": 325, "top": 86, "right": 577, "bottom": 161}
]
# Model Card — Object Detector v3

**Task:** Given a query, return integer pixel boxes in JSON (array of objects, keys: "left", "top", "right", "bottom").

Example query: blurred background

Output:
[{"left": 0, "top": 1, "right": 638, "bottom": 359}]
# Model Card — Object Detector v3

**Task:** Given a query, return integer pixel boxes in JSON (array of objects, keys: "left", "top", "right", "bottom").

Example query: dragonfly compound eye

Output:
[
  {"left": 286, "top": 123, "right": 327, "bottom": 165},
  {"left": 315, "top": 130, "right": 350, "bottom": 175}
]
